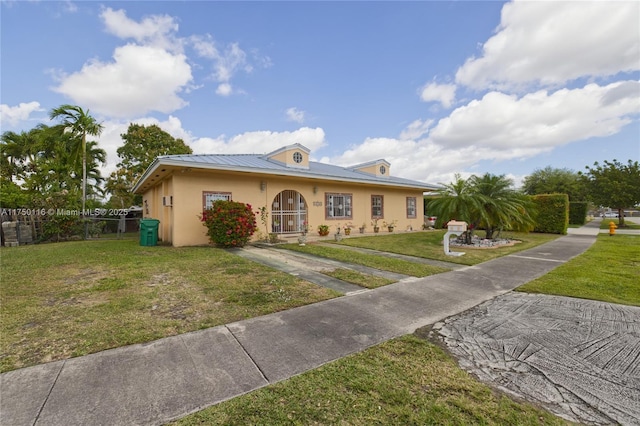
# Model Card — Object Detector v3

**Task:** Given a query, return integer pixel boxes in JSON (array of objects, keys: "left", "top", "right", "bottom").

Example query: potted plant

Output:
[
  {"left": 371, "top": 218, "right": 380, "bottom": 233},
  {"left": 344, "top": 222, "right": 353, "bottom": 235},
  {"left": 384, "top": 219, "right": 398, "bottom": 232},
  {"left": 359, "top": 223, "right": 367, "bottom": 233},
  {"left": 317, "top": 224, "right": 330, "bottom": 236}
]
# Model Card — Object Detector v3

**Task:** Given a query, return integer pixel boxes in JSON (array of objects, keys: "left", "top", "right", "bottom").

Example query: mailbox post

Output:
[{"left": 444, "top": 220, "right": 467, "bottom": 256}]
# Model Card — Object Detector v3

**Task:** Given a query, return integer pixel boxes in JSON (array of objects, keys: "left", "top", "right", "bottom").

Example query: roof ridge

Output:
[{"left": 159, "top": 152, "right": 262, "bottom": 158}]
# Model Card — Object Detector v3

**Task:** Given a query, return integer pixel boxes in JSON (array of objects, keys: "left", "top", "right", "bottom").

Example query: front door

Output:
[{"left": 271, "top": 190, "right": 307, "bottom": 233}]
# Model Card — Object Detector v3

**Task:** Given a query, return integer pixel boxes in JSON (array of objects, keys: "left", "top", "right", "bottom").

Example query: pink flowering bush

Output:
[{"left": 201, "top": 200, "right": 257, "bottom": 248}]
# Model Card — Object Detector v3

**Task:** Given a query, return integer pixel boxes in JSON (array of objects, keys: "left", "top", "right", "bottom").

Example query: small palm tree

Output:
[
  {"left": 49, "top": 105, "right": 104, "bottom": 216},
  {"left": 469, "top": 173, "right": 535, "bottom": 239},
  {"left": 429, "top": 173, "right": 536, "bottom": 241},
  {"left": 428, "top": 174, "right": 484, "bottom": 243}
]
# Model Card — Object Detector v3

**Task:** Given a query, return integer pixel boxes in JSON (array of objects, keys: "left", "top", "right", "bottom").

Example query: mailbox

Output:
[{"left": 447, "top": 220, "right": 467, "bottom": 233}]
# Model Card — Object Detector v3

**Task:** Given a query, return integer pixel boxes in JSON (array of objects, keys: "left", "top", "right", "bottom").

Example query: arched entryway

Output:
[{"left": 271, "top": 190, "right": 307, "bottom": 234}]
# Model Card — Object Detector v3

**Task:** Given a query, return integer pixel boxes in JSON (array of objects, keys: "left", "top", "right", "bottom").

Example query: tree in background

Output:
[
  {"left": 522, "top": 166, "right": 586, "bottom": 201},
  {"left": 106, "top": 124, "right": 192, "bottom": 207},
  {"left": 1, "top": 122, "right": 106, "bottom": 209},
  {"left": 580, "top": 159, "right": 640, "bottom": 227},
  {"left": 49, "top": 105, "right": 104, "bottom": 214}
]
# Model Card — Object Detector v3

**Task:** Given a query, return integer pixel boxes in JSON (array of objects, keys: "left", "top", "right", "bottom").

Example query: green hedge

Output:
[
  {"left": 569, "top": 201, "right": 588, "bottom": 225},
  {"left": 532, "top": 194, "right": 569, "bottom": 234}
]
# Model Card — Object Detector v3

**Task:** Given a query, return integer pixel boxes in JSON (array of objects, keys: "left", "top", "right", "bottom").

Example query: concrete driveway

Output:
[{"left": 433, "top": 292, "right": 640, "bottom": 425}]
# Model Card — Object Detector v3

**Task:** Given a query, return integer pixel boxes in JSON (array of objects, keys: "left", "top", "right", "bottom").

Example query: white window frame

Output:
[
  {"left": 203, "top": 191, "right": 232, "bottom": 209},
  {"left": 325, "top": 193, "right": 353, "bottom": 219},
  {"left": 406, "top": 197, "right": 417, "bottom": 219},
  {"left": 371, "top": 195, "right": 384, "bottom": 219}
]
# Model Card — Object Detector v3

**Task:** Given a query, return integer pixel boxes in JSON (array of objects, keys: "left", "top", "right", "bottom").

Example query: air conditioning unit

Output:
[{"left": 163, "top": 196, "right": 173, "bottom": 207}]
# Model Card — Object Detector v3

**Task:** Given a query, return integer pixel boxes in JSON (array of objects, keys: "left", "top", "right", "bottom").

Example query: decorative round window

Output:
[
  {"left": 379, "top": 165, "right": 386, "bottom": 175},
  {"left": 293, "top": 152, "right": 303, "bottom": 163}
]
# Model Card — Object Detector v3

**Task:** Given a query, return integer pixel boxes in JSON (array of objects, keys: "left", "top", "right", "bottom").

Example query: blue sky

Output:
[{"left": 2, "top": 0, "right": 639, "bottom": 187}]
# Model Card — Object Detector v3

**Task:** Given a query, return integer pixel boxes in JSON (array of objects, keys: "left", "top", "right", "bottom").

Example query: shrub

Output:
[
  {"left": 569, "top": 201, "right": 588, "bottom": 225},
  {"left": 41, "top": 216, "right": 85, "bottom": 242},
  {"left": 201, "top": 200, "right": 257, "bottom": 248},
  {"left": 532, "top": 194, "right": 569, "bottom": 234}
]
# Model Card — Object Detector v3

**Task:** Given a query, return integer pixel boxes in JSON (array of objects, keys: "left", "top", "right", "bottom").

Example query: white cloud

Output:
[
  {"left": 216, "top": 83, "right": 233, "bottom": 97},
  {"left": 419, "top": 83, "right": 456, "bottom": 108},
  {"left": 52, "top": 44, "right": 192, "bottom": 117},
  {"left": 189, "top": 35, "right": 253, "bottom": 97},
  {"left": 286, "top": 107, "right": 305, "bottom": 124},
  {"left": 213, "top": 43, "right": 249, "bottom": 81},
  {"left": 190, "top": 34, "right": 217, "bottom": 59},
  {"left": 189, "top": 127, "right": 327, "bottom": 156},
  {"left": 216, "top": 127, "right": 326, "bottom": 154},
  {"left": 0, "top": 102, "right": 42, "bottom": 128},
  {"left": 456, "top": 1, "right": 640, "bottom": 89},
  {"left": 399, "top": 118, "right": 433, "bottom": 140},
  {"left": 428, "top": 81, "right": 640, "bottom": 151},
  {"left": 322, "top": 80, "right": 639, "bottom": 185},
  {"left": 101, "top": 7, "right": 180, "bottom": 52}
]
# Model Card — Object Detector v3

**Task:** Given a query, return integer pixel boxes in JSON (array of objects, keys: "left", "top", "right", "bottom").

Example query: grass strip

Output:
[
  {"left": 281, "top": 243, "right": 449, "bottom": 277},
  {"left": 599, "top": 218, "right": 640, "bottom": 229},
  {"left": 322, "top": 268, "right": 395, "bottom": 289},
  {"left": 517, "top": 235, "right": 640, "bottom": 306},
  {"left": 172, "top": 335, "right": 567, "bottom": 426}
]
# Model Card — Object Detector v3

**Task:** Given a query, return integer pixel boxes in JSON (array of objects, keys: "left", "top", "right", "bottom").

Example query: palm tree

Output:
[
  {"left": 470, "top": 173, "right": 536, "bottom": 239},
  {"left": 1, "top": 128, "right": 44, "bottom": 183},
  {"left": 429, "top": 173, "right": 537, "bottom": 241},
  {"left": 49, "top": 105, "right": 104, "bottom": 215},
  {"left": 428, "top": 174, "right": 485, "bottom": 243}
]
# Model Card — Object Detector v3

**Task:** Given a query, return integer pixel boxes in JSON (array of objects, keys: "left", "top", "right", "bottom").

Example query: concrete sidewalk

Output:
[{"left": 0, "top": 222, "right": 623, "bottom": 425}]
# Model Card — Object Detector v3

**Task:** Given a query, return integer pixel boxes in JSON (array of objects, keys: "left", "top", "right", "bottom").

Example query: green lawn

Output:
[
  {"left": 0, "top": 240, "right": 338, "bottom": 373},
  {"left": 326, "top": 230, "right": 559, "bottom": 266},
  {"left": 517, "top": 234, "right": 640, "bottom": 306},
  {"left": 599, "top": 218, "right": 640, "bottom": 229}
]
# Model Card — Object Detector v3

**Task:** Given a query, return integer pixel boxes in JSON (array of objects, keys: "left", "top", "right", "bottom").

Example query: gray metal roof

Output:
[{"left": 134, "top": 152, "right": 439, "bottom": 192}]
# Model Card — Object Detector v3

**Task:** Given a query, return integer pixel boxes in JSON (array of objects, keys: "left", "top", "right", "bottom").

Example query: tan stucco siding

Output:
[
  {"left": 270, "top": 149, "right": 309, "bottom": 168},
  {"left": 143, "top": 169, "right": 424, "bottom": 247},
  {"left": 356, "top": 163, "right": 389, "bottom": 177},
  {"left": 141, "top": 177, "right": 173, "bottom": 244}
]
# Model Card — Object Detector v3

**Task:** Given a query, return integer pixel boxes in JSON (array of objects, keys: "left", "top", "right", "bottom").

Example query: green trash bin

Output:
[{"left": 139, "top": 218, "right": 160, "bottom": 246}]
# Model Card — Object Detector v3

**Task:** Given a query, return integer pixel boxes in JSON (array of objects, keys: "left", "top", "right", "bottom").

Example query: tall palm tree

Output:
[{"left": 49, "top": 105, "right": 103, "bottom": 215}]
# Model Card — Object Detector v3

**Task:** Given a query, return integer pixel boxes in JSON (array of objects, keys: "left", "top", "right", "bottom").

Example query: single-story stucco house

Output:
[{"left": 132, "top": 143, "right": 438, "bottom": 247}]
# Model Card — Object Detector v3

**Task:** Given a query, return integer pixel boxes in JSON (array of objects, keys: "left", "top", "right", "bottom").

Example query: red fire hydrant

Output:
[{"left": 609, "top": 221, "right": 617, "bottom": 236}]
